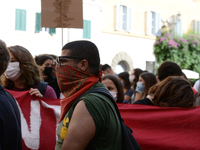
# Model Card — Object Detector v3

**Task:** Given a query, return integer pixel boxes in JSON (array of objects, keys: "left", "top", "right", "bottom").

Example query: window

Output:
[
  {"left": 146, "top": 11, "right": 161, "bottom": 36},
  {"left": 83, "top": 20, "right": 91, "bottom": 39},
  {"left": 35, "top": 13, "right": 56, "bottom": 35},
  {"left": 146, "top": 61, "right": 156, "bottom": 74},
  {"left": 170, "top": 15, "right": 183, "bottom": 36},
  {"left": 15, "top": 9, "right": 26, "bottom": 31},
  {"left": 192, "top": 20, "right": 200, "bottom": 34},
  {"left": 116, "top": 4, "right": 132, "bottom": 32}
]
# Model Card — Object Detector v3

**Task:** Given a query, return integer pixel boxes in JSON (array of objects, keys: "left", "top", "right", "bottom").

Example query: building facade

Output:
[{"left": 0, "top": 0, "right": 200, "bottom": 73}]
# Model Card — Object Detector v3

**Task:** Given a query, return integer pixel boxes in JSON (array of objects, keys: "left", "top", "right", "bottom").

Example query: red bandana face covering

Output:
[{"left": 56, "top": 65, "right": 102, "bottom": 122}]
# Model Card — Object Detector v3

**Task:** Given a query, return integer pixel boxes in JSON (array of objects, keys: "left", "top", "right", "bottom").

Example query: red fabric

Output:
[
  {"left": 6, "top": 89, "right": 60, "bottom": 150},
  {"left": 117, "top": 103, "right": 200, "bottom": 150},
  {"left": 59, "top": 77, "right": 98, "bottom": 122},
  {"left": 56, "top": 65, "right": 100, "bottom": 122},
  {"left": 5, "top": 89, "right": 200, "bottom": 150}
]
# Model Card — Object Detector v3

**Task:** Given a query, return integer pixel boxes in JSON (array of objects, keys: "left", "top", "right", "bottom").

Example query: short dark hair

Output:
[
  {"left": 118, "top": 72, "right": 131, "bottom": 90},
  {"left": 101, "top": 64, "right": 111, "bottom": 71},
  {"left": 103, "top": 75, "right": 124, "bottom": 103},
  {"left": 48, "top": 54, "right": 58, "bottom": 60},
  {"left": 158, "top": 61, "right": 182, "bottom": 81},
  {"left": 0, "top": 40, "right": 10, "bottom": 76},
  {"left": 35, "top": 54, "right": 53, "bottom": 66},
  {"left": 62, "top": 40, "right": 100, "bottom": 76},
  {"left": 149, "top": 76, "right": 195, "bottom": 107}
]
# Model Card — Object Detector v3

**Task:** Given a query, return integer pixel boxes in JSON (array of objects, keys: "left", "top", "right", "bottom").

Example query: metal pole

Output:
[
  {"left": 60, "top": 0, "right": 63, "bottom": 47},
  {"left": 62, "top": 27, "right": 63, "bottom": 47},
  {"left": 68, "top": 28, "right": 70, "bottom": 42}
]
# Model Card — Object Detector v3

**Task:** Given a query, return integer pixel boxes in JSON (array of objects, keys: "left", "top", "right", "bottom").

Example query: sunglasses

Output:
[{"left": 56, "top": 56, "right": 83, "bottom": 66}]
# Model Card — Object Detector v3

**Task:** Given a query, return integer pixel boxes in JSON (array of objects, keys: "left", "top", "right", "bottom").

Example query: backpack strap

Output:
[{"left": 37, "top": 81, "right": 48, "bottom": 96}]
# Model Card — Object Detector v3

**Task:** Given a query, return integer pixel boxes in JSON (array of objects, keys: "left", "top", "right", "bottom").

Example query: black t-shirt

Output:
[
  {"left": 0, "top": 85, "right": 22, "bottom": 150},
  {"left": 133, "top": 97, "right": 154, "bottom": 105}
]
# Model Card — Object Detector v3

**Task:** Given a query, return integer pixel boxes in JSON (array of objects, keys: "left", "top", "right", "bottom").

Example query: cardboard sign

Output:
[{"left": 41, "top": 0, "right": 83, "bottom": 28}]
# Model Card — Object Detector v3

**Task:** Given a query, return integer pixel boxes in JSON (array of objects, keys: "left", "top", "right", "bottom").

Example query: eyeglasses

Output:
[{"left": 56, "top": 56, "right": 83, "bottom": 66}]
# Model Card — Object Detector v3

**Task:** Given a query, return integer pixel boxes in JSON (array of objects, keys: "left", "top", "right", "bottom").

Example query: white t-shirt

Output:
[{"left": 193, "top": 80, "right": 200, "bottom": 92}]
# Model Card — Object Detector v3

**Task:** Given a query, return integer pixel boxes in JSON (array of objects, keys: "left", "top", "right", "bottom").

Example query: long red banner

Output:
[{"left": 6, "top": 90, "right": 200, "bottom": 150}]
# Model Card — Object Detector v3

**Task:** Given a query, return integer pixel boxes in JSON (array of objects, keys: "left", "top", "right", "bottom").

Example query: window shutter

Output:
[
  {"left": 115, "top": 4, "right": 121, "bottom": 30},
  {"left": 87, "top": 21, "right": 91, "bottom": 38},
  {"left": 49, "top": 28, "right": 56, "bottom": 35},
  {"left": 83, "top": 20, "right": 91, "bottom": 39},
  {"left": 176, "top": 16, "right": 182, "bottom": 36},
  {"left": 21, "top": 10, "right": 26, "bottom": 31},
  {"left": 155, "top": 12, "right": 161, "bottom": 36},
  {"left": 192, "top": 20, "right": 197, "bottom": 33},
  {"left": 146, "top": 10, "right": 151, "bottom": 35},
  {"left": 35, "top": 13, "right": 41, "bottom": 33},
  {"left": 126, "top": 7, "right": 132, "bottom": 32},
  {"left": 197, "top": 21, "right": 200, "bottom": 34},
  {"left": 170, "top": 15, "right": 176, "bottom": 35},
  {"left": 15, "top": 9, "right": 21, "bottom": 30}
]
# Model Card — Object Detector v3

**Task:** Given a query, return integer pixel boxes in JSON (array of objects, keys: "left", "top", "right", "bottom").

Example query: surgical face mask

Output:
[
  {"left": 5, "top": 62, "right": 22, "bottom": 81},
  {"left": 136, "top": 82, "right": 144, "bottom": 92},
  {"left": 129, "top": 75, "right": 135, "bottom": 83},
  {"left": 109, "top": 91, "right": 118, "bottom": 102}
]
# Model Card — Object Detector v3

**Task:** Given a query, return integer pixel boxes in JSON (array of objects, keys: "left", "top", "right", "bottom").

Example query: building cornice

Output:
[{"left": 102, "top": 30, "right": 157, "bottom": 40}]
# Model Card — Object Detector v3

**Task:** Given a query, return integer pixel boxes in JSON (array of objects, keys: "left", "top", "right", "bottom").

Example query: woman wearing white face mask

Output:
[
  {"left": 133, "top": 72, "right": 157, "bottom": 102},
  {"left": 1, "top": 45, "right": 57, "bottom": 99},
  {"left": 102, "top": 75, "right": 124, "bottom": 103}
]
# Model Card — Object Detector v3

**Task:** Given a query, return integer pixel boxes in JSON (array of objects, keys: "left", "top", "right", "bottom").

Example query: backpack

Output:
[
  {"left": 37, "top": 81, "right": 48, "bottom": 96},
  {"left": 73, "top": 88, "right": 141, "bottom": 150}
]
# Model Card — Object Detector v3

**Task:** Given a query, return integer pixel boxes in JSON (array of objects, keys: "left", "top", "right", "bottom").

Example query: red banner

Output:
[
  {"left": 6, "top": 90, "right": 200, "bottom": 150},
  {"left": 117, "top": 103, "right": 200, "bottom": 150},
  {"left": 6, "top": 90, "right": 61, "bottom": 150}
]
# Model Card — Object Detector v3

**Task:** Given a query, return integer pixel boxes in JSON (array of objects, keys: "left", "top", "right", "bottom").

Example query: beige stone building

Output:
[
  {"left": 1, "top": 0, "right": 200, "bottom": 74},
  {"left": 99, "top": 0, "right": 200, "bottom": 73}
]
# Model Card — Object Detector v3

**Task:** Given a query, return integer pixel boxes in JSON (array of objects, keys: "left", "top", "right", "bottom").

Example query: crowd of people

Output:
[
  {"left": 0, "top": 39, "right": 199, "bottom": 150},
  {"left": 101, "top": 61, "right": 198, "bottom": 108}
]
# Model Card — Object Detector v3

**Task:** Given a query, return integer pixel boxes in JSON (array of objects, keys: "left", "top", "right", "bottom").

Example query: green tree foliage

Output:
[{"left": 154, "top": 33, "right": 200, "bottom": 74}]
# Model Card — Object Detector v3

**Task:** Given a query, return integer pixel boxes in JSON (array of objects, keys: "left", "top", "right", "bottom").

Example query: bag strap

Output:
[
  {"left": 72, "top": 88, "right": 127, "bottom": 127},
  {"left": 37, "top": 81, "right": 48, "bottom": 96}
]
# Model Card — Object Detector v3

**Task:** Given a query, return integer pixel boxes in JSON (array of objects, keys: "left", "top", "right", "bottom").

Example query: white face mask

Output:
[
  {"left": 109, "top": 91, "right": 118, "bottom": 102},
  {"left": 129, "top": 75, "right": 135, "bottom": 83},
  {"left": 5, "top": 62, "right": 22, "bottom": 81}
]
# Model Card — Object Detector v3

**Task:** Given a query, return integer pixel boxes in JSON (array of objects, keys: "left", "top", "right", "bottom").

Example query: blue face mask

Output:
[{"left": 136, "top": 82, "right": 144, "bottom": 92}]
